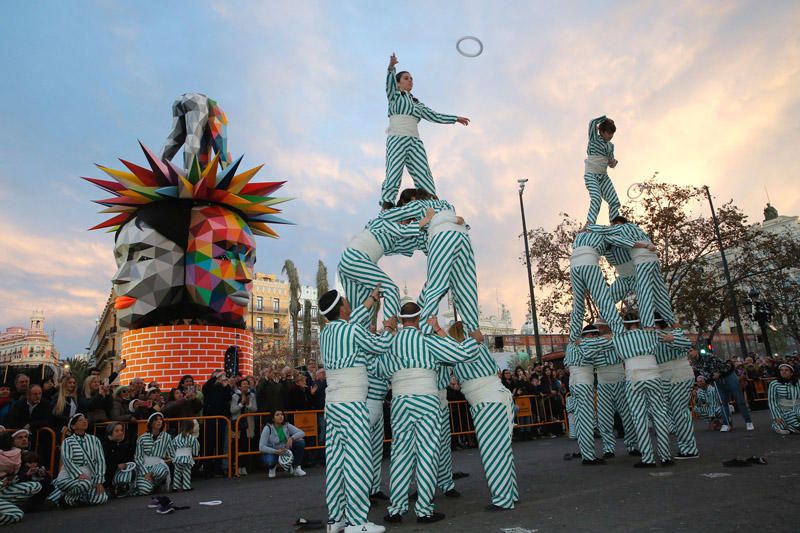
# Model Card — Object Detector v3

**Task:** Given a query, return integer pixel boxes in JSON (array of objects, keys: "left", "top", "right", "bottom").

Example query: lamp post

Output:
[
  {"left": 518, "top": 179, "right": 543, "bottom": 362},
  {"left": 703, "top": 185, "right": 748, "bottom": 358},
  {"left": 743, "top": 288, "right": 773, "bottom": 357}
]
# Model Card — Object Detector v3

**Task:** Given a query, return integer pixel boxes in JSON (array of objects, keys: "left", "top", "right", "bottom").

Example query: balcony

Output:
[{"left": 250, "top": 328, "right": 289, "bottom": 336}]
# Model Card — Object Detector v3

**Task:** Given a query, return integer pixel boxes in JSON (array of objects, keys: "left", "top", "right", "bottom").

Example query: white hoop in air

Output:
[
  {"left": 456, "top": 36, "right": 483, "bottom": 58},
  {"left": 627, "top": 183, "right": 644, "bottom": 199}
]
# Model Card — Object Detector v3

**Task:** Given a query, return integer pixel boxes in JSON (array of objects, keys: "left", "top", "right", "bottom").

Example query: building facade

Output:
[
  {"left": 88, "top": 288, "right": 123, "bottom": 377},
  {"left": 247, "top": 273, "right": 291, "bottom": 360},
  {"left": 0, "top": 311, "right": 60, "bottom": 368}
]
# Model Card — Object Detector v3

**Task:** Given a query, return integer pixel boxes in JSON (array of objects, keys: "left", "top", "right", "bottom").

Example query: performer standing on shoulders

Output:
[
  {"left": 382, "top": 53, "right": 470, "bottom": 209},
  {"left": 318, "top": 285, "right": 391, "bottom": 533},
  {"left": 584, "top": 115, "right": 620, "bottom": 224}
]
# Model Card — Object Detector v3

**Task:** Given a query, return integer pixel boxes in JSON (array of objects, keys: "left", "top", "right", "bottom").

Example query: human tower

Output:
[
  {"left": 565, "top": 116, "right": 700, "bottom": 468},
  {"left": 316, "top": 54, "right": 518, "bottom": 533}
]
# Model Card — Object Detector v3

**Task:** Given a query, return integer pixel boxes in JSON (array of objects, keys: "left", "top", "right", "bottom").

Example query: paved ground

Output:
[{"left": 8, "top": 410, "right": 798, "bottom": 532}]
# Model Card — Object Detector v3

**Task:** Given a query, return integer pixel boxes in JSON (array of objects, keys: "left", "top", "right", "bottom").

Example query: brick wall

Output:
[{"left": 119, "top": 325, "right": 253, "bottom": 388}]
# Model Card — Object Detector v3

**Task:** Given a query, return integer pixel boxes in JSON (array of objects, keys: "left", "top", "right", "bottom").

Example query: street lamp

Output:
[
  {"left": 743, "top": 288, "right": 773, "bottom": 357},
  {"left": 518, "top": 179, "right": 543, "bottom": 362}
]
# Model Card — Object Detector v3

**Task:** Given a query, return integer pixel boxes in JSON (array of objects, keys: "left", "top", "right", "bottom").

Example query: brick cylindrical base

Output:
[{"left": 119, "top": 325, "right": 253, "bottom": 388}]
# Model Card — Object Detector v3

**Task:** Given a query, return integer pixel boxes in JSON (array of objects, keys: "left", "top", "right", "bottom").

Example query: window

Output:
[
  {"left": 256, "top": 296, "right": 263, "bottom": 311},
  {"left": 256, "top": 317, "right": 263, "bottom": 331},
  {"left": 273, "top": 298, "right": 280, "bottom": 312},
  {"left": 311, "top": 306, "right": 318, "bottom": 319},
  {"left": 273, "top": 319, "right": 280, "bottom": 332},
  {"left": 274, "top": 340, "right": 281, "bottom": 352}
]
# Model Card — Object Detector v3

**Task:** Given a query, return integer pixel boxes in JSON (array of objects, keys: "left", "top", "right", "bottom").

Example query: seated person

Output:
[
  {"left": 0, "top": 432, "right": 42, "bottom": 525},
  {"left": 102, "top": 422, "right": 136, "bottom": 497},
  {"left": 53, "top": 413, "right": 108, "bottom": 507},
  {"left": 693, "top": 376, "right": 723, "bottom": 430},
  {"left": 258, "top": 410, "right": 306, "bottom": 478},
  {"left": 768, "top": 364, "right": 800, "bottom": 435}
]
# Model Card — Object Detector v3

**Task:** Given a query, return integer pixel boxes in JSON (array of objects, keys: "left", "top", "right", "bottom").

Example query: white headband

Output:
[
  {"left": 622, "top": 318, "right": 640, "bottom": 324},
  {"left": 12, "top": 429, "right": 29, "bottom": 438},
  {"left": 320, "top": 291, "right": 342, "bottom": 315},
  {"left": 398, "top": 307, "right": 422, "bottom": 319},
  {"left": 148, "top": 412, "right": 164, "bottom": 424}
]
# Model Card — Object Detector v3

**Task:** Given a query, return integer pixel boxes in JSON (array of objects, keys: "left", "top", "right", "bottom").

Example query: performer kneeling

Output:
[
  {"left": 693, "top": 376, "right": 723, "bottom": 429},
  {"left": 768, "top": 364, "right": 800, "bottom": 435},
  {"left": 451, "top": 322, "right": 518, "bottom": 510}
]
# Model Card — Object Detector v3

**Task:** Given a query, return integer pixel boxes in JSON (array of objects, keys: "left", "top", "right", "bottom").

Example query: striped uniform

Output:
[
  {"left": 435, "top": 365, "right": 455, "bottom": 494},
  {"left": 382, "top": 67, "right": 458, "bottom": 205},
  {"left": 568, "top": 231, "right": 624, "bottom": 341},
  {"left": 565, "top": 341, "right": 598, "bottom": 460},
  {"left": 366, "top": 359, "right": 390, "bottom": 497},
  {"left": 373, "top": 327, "right": 473, "bottom": 518},
  {"left": 454, "top": 339, "right": 518, "bottom": 509},
  {"left": 693, "top": 385, "right": 723, "bottom": 422},
  {"left": 338, "top": 217, "right": 424, "bottom": 322},
  {"left": 584, "top": 337, "right": 636, "bottom": 454},
  {"left": 134, "top": 431, "right": 173, "bottom": 495},
  {"left": 584, "top": 116, "right": 620, "bottom": 224},
  {"left": 382, "top": 199, "right": 479, "bottom": 333},
  {"left": 112, "top": 466, "right": 135, "bottom": 497},
  {"left": 320, "top": 307, "right": 391, "bottom": 527},
  {"left": 605, "top": 246, "right": 636, "bottom": 303},
  {"left": 55, "top": 433, "right": 109, "bottom": 507},
  {"left": 0, "top": 480, "right": 41, "bottom": 525},
  {"left": 170, "top": 433, "right": 200, "bottom": 490},
  {"left": 655, "top": 329, "right": 698, "bottom": 455},
  {"left": 591, "top": 223, "right": 675, "bottom": 328},
  {"left": 767, "top": 379, "right": 800, "bottom": 432},
  {"left": 615, "top": 330, "right": 672, "bottom": 463}
]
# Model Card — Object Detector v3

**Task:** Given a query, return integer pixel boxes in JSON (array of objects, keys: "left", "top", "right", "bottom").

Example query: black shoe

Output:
[
  {"left": 628, "top": 450, "right": 642, "bottom": 457},
  {"left": 384, "top": 513, "right": 402, "bottom": 524},
  {"left": 417, "top": 512, "right": 445, "bottom": 524},
  {"left": 582, "top": 458, "right": 606, "bottom": 465},
  {"left": 603, "top": 452, "right": 616, "bottom": 459},
  {"left": 674, "top": 453, "right": 699, "bottom": 460},
  {"left": 444, "top": 489, "right": 460, "bottom": 498},
  {"left": 633, "top": 461, "right": 657, "bottom": 468},
  {"left": 661, "top": 459, "right": 675, "bottom": 467},
  {"left": 485, "top": 504, "right": 511, "bottom": 512},
  {"left": 370, "top": 491, "right": 389, "bottom": 501},
  {"left": 571, "top": 452, "right": 582, "bottom": 458},
  {"left": 452, "top": 471, "right": 469, "bottom": 480}
]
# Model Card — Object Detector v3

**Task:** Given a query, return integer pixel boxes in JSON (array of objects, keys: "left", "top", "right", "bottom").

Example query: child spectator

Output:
[{"left": 170, "top": 420, "right": 199, "bottom": 492}]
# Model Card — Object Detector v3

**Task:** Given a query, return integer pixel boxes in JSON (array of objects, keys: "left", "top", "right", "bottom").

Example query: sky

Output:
[{"left": 1, "top": 0, "right": 798, "bottom": 358}]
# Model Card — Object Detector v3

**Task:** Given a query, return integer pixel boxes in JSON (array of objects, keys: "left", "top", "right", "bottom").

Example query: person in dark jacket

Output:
[
  {"left": 285, "top": 373, "right": 311, "bottom": 412},
  {"left": 78, "top": 376, "right": 112, "bottom": 425},
  {"left": 102, "top": 422, "right": 136, "bottom": 497},
  {"left": 6, "top": 385, "right": 51, "bottom": 432},
  {"left": 163, "top": 388, "right": 203, "bottom": 420},
  {"left": 255, "top": 367, "right": 284, "bottom": 414},
  {"left": 202, "top": 370, "right": 233, "bottom": 477}
]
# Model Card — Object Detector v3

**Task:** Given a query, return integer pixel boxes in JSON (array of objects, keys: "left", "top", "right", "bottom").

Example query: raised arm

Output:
[
  {"left": 386, "top": 54, "right": 399, "bottom": 101},
  {"left": 380, "top": 201, "right": 427, "bottom": 223},
  {"left": 427, "top": 334, "right": 476, "bottom": 364},
  {"left": 588, "top": 116, "right": 606, "bottom": 143}
]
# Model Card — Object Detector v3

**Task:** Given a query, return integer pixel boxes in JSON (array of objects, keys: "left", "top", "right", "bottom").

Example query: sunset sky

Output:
[{"left": 1, "top": 0, "right": 798, "bottom": 358}]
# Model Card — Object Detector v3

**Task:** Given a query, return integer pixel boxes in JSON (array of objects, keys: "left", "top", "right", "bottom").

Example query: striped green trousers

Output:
[
  {"left": 173, "top": 462, "right": 193, "bottom": 490},
  {"left": 325, "top": 401, "right": 372, "bottom": 526},
  {"left": 387, "top": 394, "right": 440, "bottom": 518},
  {"left": 436, "top": 399, "right": 455, "bottom": 493},
  {"left": 367, "top": 402, "right": 386, "bottom": 496},
  {"left": 54, "top": 477, "right": 109, "bottom": 507},
  {"left": 0, "top": 481, "right": 41, "bottom": 525},
  {"left": 596, "top": 365, "right": 637, "bottom": 453},
  {"left": 112, "top": 468, "right": 135, "bottom": 496},
  {"left": 625, "top": 375, "right": 672, "bottom": 463},
  {"left": 339, "top": 248, "right": 400, "bottom": 322},
  {"left": 420, "top": 231, "right": 479, "bottom": 333},
  {"left": 608, "top": 274, "right": 635, "bottom": 304},
  {"left": 134, "top": 463, "right": 170, "bottom": 496},
  {"left": 659, "top": 376, "right": 698, "bottom": 455},
  {"left": 382, "top": 135, "right": 436, "bottom": 205},
  {"left": 584, "top": 172, "right": 620, "bottom": 224},
  {"left": 569, "top": 366, "right": 598, "bottom": 460},
  {"left": 473, "top": 400, "right": 518, "bottom": 508},
  {"left": 569, "top": 264, "right": 624, "bottom": 338},
  {"left": 633, "top": 261, "right": 675, "bottom": 328}
]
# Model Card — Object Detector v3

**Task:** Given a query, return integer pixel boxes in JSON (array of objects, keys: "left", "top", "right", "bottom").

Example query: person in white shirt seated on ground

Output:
[{"left": 258, "top": 410, "right": 306, "bottom": 478}]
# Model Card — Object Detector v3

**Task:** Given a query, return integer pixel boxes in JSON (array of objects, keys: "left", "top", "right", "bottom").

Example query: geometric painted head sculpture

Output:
[{"left": 85, "top": 142, "right": 290, "bottom": 329}]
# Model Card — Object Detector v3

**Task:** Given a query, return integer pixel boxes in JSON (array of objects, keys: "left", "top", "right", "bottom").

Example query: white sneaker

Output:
[
  {"left": 238, "top": 467, "right": 248, "bottom": 476},
  {"left": 268, "top": 466, "right": 276, "bottom": 478},
  {"left": 720, "top": 425, "right": 731, "bottom": 432},
  {"left": 746, "top": 422, "right": 755, "bottom": 431},
  {"left": 293, "top": 466, "right": 307, "bottom": 477},
  {"left": 344, "top": 523, "right": 385, "bottom": 533},
  {"left": 774, "top": 428, "right": 790, "bottom": 435},
  {"left": 327, "top": 520, "right": 346, "bottom": 533}
]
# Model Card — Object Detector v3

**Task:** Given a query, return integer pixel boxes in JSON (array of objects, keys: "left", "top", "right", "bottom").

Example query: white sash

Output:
[
  {"left": 461, "top": 375, "right": 511, "bottom": 407},
  {"left": 596, "top": 363, "right": 625, "bottom": 384},
  {"left": 144, "top": 456, "right": 165, "bottom": 468},
  {"left": 624, "top": 355, "right": 661, "bottom": 383},
  {"left": 386, "top": 114, "right": 420, "bottom": 137},
  {"left": 584, "top": 155, "right": 609, "bottom": 174},
  {"left": 569, "top": 365, "right": 594, "bottom": 386},
  {"left": 79, "top": 465, "right": 93, "bottom": 477},
  {"left": 615, "top": 261, "right": 635, "bottom": 278},
  {"left": 326, "top": 367, "right": 369, "bottom": 403},
  {"left": 174, "top": 447, "right": 193, "bottom": 458},
  {"left": 630, "top": 247, "right": 659, "bottom": 264},
  {"left": 570, "top": 246, "right": 600, "bottom": 267},
  {"left": 392, "top": 368, "right": 437, "bottom": 395},
  {"left": 348, "top": 230, "right": 384, "bottom": 263},
  {"left": 657, "top": 358, "right": 695, "bottom": 383},
  {"left": 428, "top": 210, "right": 467, "bottom": 238},
  {"left": 437, "top": 388, "right": 448, "bottom": 409},
  {"left": 778, "top": 398, "right": 799, "bottom": 410}
]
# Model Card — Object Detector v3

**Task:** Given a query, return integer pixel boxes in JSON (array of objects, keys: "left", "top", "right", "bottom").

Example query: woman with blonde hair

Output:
[
  {"left": 51, "top": 375, "right": 79, "bottom": 432},
  {"left": 79, "top": 375, "right": 112, "bottom": 424}
]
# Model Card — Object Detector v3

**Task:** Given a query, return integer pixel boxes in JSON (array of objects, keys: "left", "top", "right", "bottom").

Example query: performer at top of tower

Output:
[
  {"left": 584, "top": 115, "right": 620, "bottom": 225},
  {"left": 381, "top": 53, "right": 470, "bottom": 209}
]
